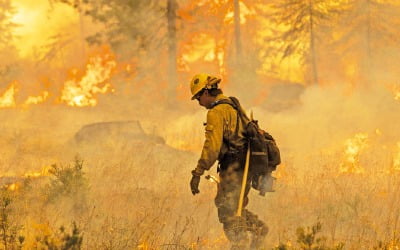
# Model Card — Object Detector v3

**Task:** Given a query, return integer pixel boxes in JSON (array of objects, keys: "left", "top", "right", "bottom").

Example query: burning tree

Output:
[
  {"left": 268, "top": 0, "right": 345, "bottom": 85},
  {"left": 0, "top": 0, "right": 16, "bottom": 49},
  {"left": 0, "top": 0, "right": 18, "bottom": 84},
  {"left": 178, "top": 0, "right": 267, "bottom": 103},
  {"left": 334, "top": 0, "right": 400, "bottom": 87},
  {"left": 51, "top": 0, "right": 180, "bottom": 102}
]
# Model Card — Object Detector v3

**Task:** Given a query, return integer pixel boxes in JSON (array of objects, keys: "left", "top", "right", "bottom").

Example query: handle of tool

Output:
[{"left": 236, "top": 142, "right": 251, "bottom": 217}]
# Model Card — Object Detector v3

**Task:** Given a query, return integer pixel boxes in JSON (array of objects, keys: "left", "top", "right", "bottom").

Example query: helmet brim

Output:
[{"left": 191, "top": 89, "right": 202, "bottom": 100}]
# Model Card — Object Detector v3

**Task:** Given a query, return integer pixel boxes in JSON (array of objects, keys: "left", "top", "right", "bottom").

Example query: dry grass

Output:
[
  {"left": 1, "top": 132, "right": 399, "bottom": 250},
  {"left": 0, "top": 87, "right": 400, "bottom": 249}
]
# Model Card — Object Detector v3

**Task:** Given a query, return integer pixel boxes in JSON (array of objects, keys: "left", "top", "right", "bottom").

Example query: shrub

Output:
[
  {"left": 274, "top": 222, "right": 345, "bottom": 250},
  {"left": 0, "top": 190, "right": 24, "bottom": 250},
  {"left": 45, "top": 156, "right": 89, "bottom": 213},
  {"left": 34, "top": 222, "right": 83, "bottom": 250}
]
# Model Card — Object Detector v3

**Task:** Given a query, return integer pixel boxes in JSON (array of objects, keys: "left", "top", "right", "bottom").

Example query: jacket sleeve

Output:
[{"left": 192, "top": 108, "right": 224, "bottom": 176}]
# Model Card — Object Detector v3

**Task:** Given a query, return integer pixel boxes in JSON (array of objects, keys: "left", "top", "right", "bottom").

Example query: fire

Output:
[
  {"left": 179, "top": 32, "right": 226, "bottom": 77},
  {"left": 393, "top": 84, "right": 400, "bottom": 101},
  {"left": 340, "top": 133, "right": 368, "bottom": 174},
  {"left": 10, "top": 0, "right": 78, "bottom": 58},
  {"left": 393, "top": 142, "right": 400, "bottom": 171},
  {"left": 223, "top": 1, "right": 255, "bottom": 25},
  {"left": 137, "top": 241, "right": 148, "bottom": 250},
  {"left": 7, "top": 183, "right": 20, "bottom": 191},
  {"left": 60, "top": 53, "right": 117, "bottom": 107},
  {"left": 0, "top": 82, "right": 17, "bottom": 108},
  {"left": 1, "top": 166, "right": 52, "bottom": 192},
  {"left": 23, "top": 165, "right": 52, "bottom": 178},
  {"left": 1, "top": 51, "right": 118, "bottom": 109},
  {"left": 181, "top": 33, "right": 217, "bottom": 62},
  {"left": 395, "top": 92, "right": 400, "bottom": 101},
  {"left": 24, "top": 91, "right": 49, "bottom": 105}
]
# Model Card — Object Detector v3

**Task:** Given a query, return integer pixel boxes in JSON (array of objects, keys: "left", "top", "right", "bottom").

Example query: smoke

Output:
[
  {"left": 11, "top": 0, "right": 79, "bottom": 58},
  {"left": 161, "top": 82, "right": 400, "bottom": 176},
  {"left": 2, "top": 1, "right": 400, "bottom": 248}
]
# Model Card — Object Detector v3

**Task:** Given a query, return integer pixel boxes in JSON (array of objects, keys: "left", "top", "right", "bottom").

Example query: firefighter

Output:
[{"left": 189, "top": 73, "right": 268, "bottom": 249}]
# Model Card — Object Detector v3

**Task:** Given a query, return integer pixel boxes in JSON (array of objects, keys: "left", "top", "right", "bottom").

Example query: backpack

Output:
[{"left": 213, "top": 97, "right": 281, "bottom": 194}]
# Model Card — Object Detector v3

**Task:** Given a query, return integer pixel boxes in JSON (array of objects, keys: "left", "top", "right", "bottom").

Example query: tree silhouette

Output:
[
  {"left": 335, "top": 0, "right": 400, "bottom": 86},
  {"left": 0, "top": 0, "right": 18, "bottom": 82},
  {"left": 0, "top": 0, "right": 16, "bottom": 48},
  {"left": 268, "top": 0, "right": 344, "bottom": 85},
  {"left": 50, "top": 0, "right": 180, "bottom": 101}
]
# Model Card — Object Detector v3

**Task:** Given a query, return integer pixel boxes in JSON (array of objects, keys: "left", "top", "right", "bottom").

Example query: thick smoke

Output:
[{"left": 1, "top": 0, "right": 400, "bottom": 249}]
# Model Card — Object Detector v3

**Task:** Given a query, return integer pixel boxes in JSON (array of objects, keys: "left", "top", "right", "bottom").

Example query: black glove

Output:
[{"left": 190, "top": 175, "right": 200, "bottom": 195}]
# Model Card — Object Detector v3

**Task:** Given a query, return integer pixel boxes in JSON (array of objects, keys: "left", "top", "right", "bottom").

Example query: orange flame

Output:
[
  {"left": 393, "top": 142, "right": 400, "bottom": 171},
  {"left": 340, "top": 133, "right": 368, "bottom": 174},
  {"left": 0, "top": 82, "right": 18, "bottom": 108},
  {"left": 388, "top": 83, "right": 400, "bottom": 101},
  {"left": 24, "top": 91, "right": 49, "bottom": 105},
  {"left": 60, "top": 53, "right": 117, "bottom": 107},
  {"left": 7, "top": 183, "right": 20, "bottom": 191},
  {"left": 23, "top": 165, "right": 52, "bottom": 178},
  {"left": 137, "top": 241, "right": 149, "bottom": 250},
  {"left": 3, "top": 166, "right": 52, "bottom": 192},
  {"left": 394, "top": 87, "right": 400, "bottom": 101},
  {"left": 1, "top": 51, "right": 119, "bottom": 108},
  {"left": 223, "top": 1, "right": 254, "bottom": 25}
]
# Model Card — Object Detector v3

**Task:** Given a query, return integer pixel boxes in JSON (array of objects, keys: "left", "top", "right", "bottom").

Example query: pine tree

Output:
[
  {"left": 167, "top": 0, "right": 178, "bottom": 102},
  {"left": 269, "top": 0, "right": 344, "bottom": 85},
  {"left": 0, "top": 0, "right": 18, "bottom": 81},
  {"left": 51, "top": 0, "right": 179, "bottom": 101},
  {"left": 335, "top": 0, "right": 400, "bottom": 86},
  {"left": 0, "top": 0, "right": 16, "bottom": 48}
]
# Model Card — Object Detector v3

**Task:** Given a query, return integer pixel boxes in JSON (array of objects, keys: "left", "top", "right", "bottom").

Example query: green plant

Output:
[
  {"left": 0, "top": 191, "right": 23, "bottom": 250},
  {"left": 273, "top": 243, "right": 289, "bottom": 250},
  {"left": 45, "top": 156, "right": 89, "bottom": 212},
  {"left": 296, "top": 222, "right": 324, "bottom": 249},
  {"left": 374, "top": 237, "right": 400, "bottom": 250},
  {"left": 35, "top": 222, "right": 83, "bottom": 250},
  {"left": 274, "top": 222, "right": 344, "bottom": 250}
]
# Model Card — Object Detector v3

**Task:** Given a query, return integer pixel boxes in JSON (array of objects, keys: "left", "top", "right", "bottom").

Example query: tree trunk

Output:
[
  {"left": 365, "top": 0, "right": 372, "bottom": 86},
  {"left": 167, "top": 0, "right": 178, "bottom": 100},
  {"left": 309, "top": 0, "right": 319, "bottom": 85},
  {"left": 233, "top": 0, "right": 242, "bottom": 60},
  {"left": 78, "top": 1, "right": 86, "bottom": 59}
]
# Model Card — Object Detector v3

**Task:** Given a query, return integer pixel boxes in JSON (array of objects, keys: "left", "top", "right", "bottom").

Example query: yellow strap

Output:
[{"left": 236, "top": 142, "right": 251, "bottom": 217}]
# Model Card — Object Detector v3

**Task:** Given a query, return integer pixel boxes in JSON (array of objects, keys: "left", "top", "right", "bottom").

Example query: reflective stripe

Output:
[{"left": 252, "top": 152, "right": 267, "bottom": 156}]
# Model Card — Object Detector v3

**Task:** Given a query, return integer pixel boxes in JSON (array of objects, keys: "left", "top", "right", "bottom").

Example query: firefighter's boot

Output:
[
  {"left": 244, "top": 210, "right": 269, "bottom": 249},
  {"left": 223, "top": 216, "right": 249, "bottom": 250}
]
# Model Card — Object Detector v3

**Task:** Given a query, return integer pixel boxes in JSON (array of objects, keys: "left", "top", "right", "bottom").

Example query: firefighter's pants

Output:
[{"left": 215, "top": 161, "right": 268, "bottom": 249}]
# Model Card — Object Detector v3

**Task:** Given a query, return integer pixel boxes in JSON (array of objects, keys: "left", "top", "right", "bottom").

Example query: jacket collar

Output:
[{"left": 210, "top": 94, "right": 229, "bottom": 108}]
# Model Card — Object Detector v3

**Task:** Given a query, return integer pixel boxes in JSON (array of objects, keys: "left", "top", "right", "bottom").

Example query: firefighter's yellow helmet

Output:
[{"left": 190, "top": 73, "right": 221, "bottom": 100}]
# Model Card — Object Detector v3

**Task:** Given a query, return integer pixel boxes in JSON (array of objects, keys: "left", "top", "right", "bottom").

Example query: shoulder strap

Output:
[
  {"left": 211, "top": 97, "right": 251, "bottom": 124},
  {"left": 228, "top": 97, "right": 251, "bottom": 122},
  {"left": 211, "top": 96, "right": 250, "bottom": 133},
  {"left": 210, "top": 98, "right": 236, "bottom": 109}
]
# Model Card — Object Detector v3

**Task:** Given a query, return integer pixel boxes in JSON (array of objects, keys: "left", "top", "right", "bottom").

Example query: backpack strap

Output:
[
  {"left": 210, "top": 98, "right": 236, "bottom": 109},
  {"left": 210, "top": 97, "right": 244, "bottom": 155},
  {"left": 228, "top": 97, "right": 251, "bottom": 122},
  {"left": 211, "top": 97, "right": 250, "bottom": 124}
]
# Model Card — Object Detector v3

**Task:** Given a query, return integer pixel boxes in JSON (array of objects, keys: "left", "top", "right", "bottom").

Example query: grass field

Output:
[{"left": 1, "top": 85, "right": 399, "bottom": 249}]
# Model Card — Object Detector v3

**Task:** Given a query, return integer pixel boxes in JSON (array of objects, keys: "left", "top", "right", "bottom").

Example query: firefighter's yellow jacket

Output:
[{"left": 193, "top": 94, "right": 247, "bottom": 176}]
